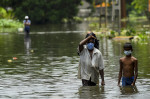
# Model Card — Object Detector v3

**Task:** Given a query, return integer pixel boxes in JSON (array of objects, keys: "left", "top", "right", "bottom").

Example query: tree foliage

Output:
[
  {"left": 0, "top": 7, "right": 7, "bottom": 18},
  {"left": 131, "top": 0, "right": 148, "bottom": 13},
  {"left": 0, "top": 0, "right": 81, "bottom": 24},
  {"left": 85, "top": 0, "right": 93, "bottom": 4},
  {"left": 131, "top": 0, "right": 149, "bottom": 20},
  {"left": 0, "top": 7, "right": 14, "bottom": 19}
]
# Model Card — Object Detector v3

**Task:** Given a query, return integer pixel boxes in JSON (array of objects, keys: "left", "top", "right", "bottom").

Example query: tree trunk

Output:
[{"left": 121, "top": 0, "right": 126, "bottom": 19}]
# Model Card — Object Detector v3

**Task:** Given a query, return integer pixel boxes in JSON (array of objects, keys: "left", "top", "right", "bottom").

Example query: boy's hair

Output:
[
  {"left": 85, "top": 32, "right": 99, "bottom": 49},
  {"left": 124, "top": 43, "right": 132, "bottom": 49}
]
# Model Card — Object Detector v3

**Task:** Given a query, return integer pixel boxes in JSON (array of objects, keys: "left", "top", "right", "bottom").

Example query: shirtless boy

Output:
[{"left": 118, "top": 43, "right": 138, "bottom": 86}]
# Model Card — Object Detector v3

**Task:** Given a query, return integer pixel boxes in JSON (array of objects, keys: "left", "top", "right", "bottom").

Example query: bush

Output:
[
  {"left": 0, "top": 19, "right": 23, "bottom": 28},
  {"left": 0, "top": 0, "right": 81, "bottom": 24}
]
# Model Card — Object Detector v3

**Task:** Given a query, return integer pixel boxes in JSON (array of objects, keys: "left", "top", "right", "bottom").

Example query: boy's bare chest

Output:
[{"left": 122, "top": 59, "right": 134, "bottom": 68}]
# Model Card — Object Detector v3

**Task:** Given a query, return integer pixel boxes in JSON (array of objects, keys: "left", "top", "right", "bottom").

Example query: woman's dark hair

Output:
[{"left": 85, "top": 32, "right": 99, "bottom": 49}]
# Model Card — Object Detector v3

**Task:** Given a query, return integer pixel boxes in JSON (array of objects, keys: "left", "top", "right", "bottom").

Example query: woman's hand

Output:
[
  {"left": 88, "top": 35, "right": 96, "bottom": 40},
  {"left": 101, "top": 81, "right": 105, "bottom": 86}
]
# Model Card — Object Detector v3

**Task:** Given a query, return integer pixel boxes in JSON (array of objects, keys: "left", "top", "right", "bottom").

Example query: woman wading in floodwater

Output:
[{"left": 77, "top": 32, "right": 105, "bottom": 86}]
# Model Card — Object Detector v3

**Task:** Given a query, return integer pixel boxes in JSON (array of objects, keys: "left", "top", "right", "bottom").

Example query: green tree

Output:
[
  {"left": 0, "top": 0, "right": 81, "bottom": 24},
  {"left": 131, "top": 0, "right": 149, "bottom": 19},
  {"left": 86, "top": 0, "right": 93, "bottom": 4},
  {"left": 132, "top": 0, "right": 148, "bottom": 13},
  {"left": 0, "top": 7, "right": 7, "bottom": 18}
]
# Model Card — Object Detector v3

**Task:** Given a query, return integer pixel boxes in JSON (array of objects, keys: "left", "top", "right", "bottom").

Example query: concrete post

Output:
[{"left": 105, "top": 0, "right": 108, "bottom": 28}]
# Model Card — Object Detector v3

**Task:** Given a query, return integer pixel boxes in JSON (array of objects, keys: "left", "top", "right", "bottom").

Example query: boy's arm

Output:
[
  {"left": 132, "top": 59, "right": 138, "bottom": 86},
  {"left": 118, "top": 59, "right": 123, "bottom": 86}
]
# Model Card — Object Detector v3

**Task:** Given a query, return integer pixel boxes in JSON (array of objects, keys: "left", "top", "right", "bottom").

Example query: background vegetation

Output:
[
  {"left": 0, "top": 0, "right": 149, "bottom": 23},
  {"left": 0, "top": 0, "right": 81, "bottom": 24}
]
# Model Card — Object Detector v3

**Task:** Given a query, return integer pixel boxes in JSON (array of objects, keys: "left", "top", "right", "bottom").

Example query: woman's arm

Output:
[{"left": 99, "top": 69, "right": 105, "bottom": 85}]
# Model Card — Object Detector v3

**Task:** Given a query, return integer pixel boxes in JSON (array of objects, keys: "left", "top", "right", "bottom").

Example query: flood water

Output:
[{"left": 0, "top": 23, "right": 150, "bottom": 99}]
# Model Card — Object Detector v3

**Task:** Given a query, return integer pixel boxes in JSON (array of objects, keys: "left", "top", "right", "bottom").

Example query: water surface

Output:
[{"left": 0, "top": 23, "right": 150, "bottom": 99}]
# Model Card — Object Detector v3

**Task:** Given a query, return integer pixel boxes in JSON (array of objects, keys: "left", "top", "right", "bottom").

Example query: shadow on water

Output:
[
  {"left": 119, "top": 86, "right": 138, "bottom": 95},
  {"left": 78, "top": 86, "right": 105, "bottom": 99}
]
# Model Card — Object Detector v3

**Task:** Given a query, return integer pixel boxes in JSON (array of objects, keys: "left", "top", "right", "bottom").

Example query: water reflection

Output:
[
  {"left": 24, "top": 36, "right": 31, "bottom": 55},
  {"left": 78, "top": 86, "right": 105, "bottom": 99},
  {"left": 119, "top": 86, "right": 138, "bottom": 95},
  {"left": 24, "top": 35, "right": 32, "bottom": 65}
]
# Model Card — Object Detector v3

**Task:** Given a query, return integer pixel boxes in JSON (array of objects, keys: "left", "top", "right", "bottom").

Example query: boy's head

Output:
[
  {"left": 123, "top": 43, "right": 133, "bottom": 56},
  {"left": 124, "top": 43, "right": 133, "bottom": 51}
]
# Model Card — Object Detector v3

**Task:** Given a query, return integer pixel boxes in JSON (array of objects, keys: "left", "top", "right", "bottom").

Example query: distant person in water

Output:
[
  {"left": 23, "top": 16, "right": 31, "bottom": 37},
  {"left": 77, "top": 32, "right": 105, "bottom": 86},
  {"left": 118, "top": 43, "right": 138, "bottom": 86}
]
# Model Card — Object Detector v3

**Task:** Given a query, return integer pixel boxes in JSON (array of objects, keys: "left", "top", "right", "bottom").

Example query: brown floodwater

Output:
[{"left": 0, "top": 23, "right": 150, "bottom": 99}]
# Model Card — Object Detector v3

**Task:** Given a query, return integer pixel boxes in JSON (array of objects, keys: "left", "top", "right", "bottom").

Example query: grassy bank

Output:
[
  {"left": 0, "top": 19, "right": 23, "bottom": 33},
  {"left": 87, "top": 16, "right": 150, "bottom": 42}
]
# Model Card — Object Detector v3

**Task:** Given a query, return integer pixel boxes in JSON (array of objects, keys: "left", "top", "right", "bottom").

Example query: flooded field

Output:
[{"left": 0, "top": 23, "right": 150, "bottom": 99}]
